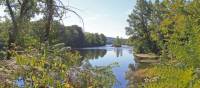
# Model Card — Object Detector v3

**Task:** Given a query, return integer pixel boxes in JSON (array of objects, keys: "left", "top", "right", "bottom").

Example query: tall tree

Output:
[
  {"left": 99, "top": 34, "right": 107, "bottom": 46},
  {"left": 5, "top": 0, "right": 18, "bottom": 59},
  {"left": 113, "top": 36, "right": 122, "bottom": 47},
  {"left": 44, "top": 0, "right": 54, "bottom": 43},
  {"left": 4, "top": 0, "right": 35, "bottom": 59},
  {"left": 126, "top": 0, "right": 159, "bottom": 54}
]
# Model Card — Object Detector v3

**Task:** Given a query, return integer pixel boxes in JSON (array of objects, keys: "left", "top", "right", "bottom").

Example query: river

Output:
[{"left": 77, "top": 45, "right": 136, "bottom": 88}]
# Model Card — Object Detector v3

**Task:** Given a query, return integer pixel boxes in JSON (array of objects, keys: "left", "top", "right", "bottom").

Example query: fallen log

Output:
[{"left": 134, "top": 54, "right": 159, "bottom": 59}]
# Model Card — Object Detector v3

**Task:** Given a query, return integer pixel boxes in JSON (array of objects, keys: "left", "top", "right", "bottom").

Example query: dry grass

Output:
[{"left": 0, "top": 59, "right": 18, "bottom": 86}]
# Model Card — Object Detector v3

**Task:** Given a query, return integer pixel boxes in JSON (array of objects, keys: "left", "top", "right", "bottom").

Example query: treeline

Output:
[
  {"left": 55, "top": 23, "right": 107, "bottom": 48},
  {"left": 0, "top": 21, "right": 107, "bottom": 48},
  {"left": 107, "top": 37, "right": 128, "bottom": 46},
  {"left": 127, "top": 0, "right": 200, "bottom": 87},
  {"left": 84, "top": 32, "right": 107, "bottom": 47}
]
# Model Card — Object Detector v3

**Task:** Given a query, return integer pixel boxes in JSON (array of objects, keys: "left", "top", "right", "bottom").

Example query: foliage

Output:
[
  {"left": 113, "top": 36, "right": 122, "bottom": 47},
  {"left": 84, "top": 32, "right": 107, "bottom": 47},
  {"left": 11, "top": 43, "right": 115, "bottom": 87},
  {"left": 0, "top": 0, "right": 115, "bottom": 88},
  {"left": 67, "top": 62, "right": 116, "bottom": 88},
  {"left": 126, "top": 0, "right": 160, "bottom": 54},
  {"left": 14, "top": 43, "right": 81, "bottom": 87},
  {"left": 57, "top": 24, "right": 107, "bottom": 48},
  {"left": 140, "top": 65, "right": 197, "bottom": 88},
  {"left": 127, "top": 0, "right": 200, "bottom": 87}
]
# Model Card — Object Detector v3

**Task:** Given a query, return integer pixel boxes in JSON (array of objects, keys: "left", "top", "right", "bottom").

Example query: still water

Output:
[{"left": 77, "top": 45, "right": 136, "bottom": 88}]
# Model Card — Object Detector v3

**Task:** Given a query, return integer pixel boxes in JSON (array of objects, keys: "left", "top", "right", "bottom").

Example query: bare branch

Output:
[
  {"left": 17, "top": 0, "right": 22, "bottom": 5},
  {"left": 54, "top": 5, "right": 85, "bottom": 29}
]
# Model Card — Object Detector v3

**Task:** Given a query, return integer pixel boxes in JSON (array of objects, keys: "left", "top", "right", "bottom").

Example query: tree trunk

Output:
[
  {"left": 44, "top": 0, "right": 54, "bottom": 43},
  {"left": 6, "top": 0, "right": 18, "bottom": 59}
]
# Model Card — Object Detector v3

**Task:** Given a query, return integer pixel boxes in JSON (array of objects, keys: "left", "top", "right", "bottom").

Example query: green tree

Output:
[
  {"left": 99, "top": 34, "right": 107, "bottom": 46},
  {"left": 126, "top": 0, "right": 160, "bottom": 54},
  {"left": 113, "top": 36, "right": 122, "bottom": 47},
  {"left": 84, "top": 32, "right": 107, "bottom": 47},
  {"left": 2, "top": 0, "right": 37, "bottom": 59},
  {"left": 126, "top": 0, "right": 200, "bottom": 87}
]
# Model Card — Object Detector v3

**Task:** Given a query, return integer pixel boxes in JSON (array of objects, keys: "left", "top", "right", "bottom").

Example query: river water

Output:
[{"left": 77, "top": 45, "right": 136, "bottom": 88}]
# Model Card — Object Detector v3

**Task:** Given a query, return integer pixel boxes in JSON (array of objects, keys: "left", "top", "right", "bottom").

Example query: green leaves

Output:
[
  {"left": 14, "top": 43, "right": 81, "bottom": 87},
  {"left": 126, "top": 0, "right": 161, "bottom": 54},
  {"left": 13, "top": 43, "right": 116, "bottom": 87},
  {"left": 127, "top": 0, "right": 200, "bottom": 87},
  {"left": 113, "top": 36, "right": 121, "bottom": 47}
]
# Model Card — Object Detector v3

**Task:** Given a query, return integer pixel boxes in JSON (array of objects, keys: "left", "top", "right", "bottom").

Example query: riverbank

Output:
[
  {"left": 134, "top": 54, "right": 160, "bottom": 63},
  {"left": 128, "top": 52, "right": 199, "bottom": 88},
  {"left": 126, "top": 53, "right": 161, "bottom": 87}
]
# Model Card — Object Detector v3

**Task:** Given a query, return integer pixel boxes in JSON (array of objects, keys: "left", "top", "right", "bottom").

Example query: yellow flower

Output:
[{"left": 65, "top": 83, "right": 73, "bottom": 88}]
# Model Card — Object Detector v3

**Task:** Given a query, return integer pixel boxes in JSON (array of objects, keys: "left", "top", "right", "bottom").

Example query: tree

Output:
[
  {"left": 3, "top": 0, "right": 37, "bottom": 59},
  {"left": 83, "top": 33, "right": 107, "bottom": 47},
  {"left": 44, "top": 0, "right": 54, "bottom": 43},
  {"left": 99, "top": 34, "right": 107, "bottom": 46},
  {"left": 113, "top": 36, "right": 122, "bottom": 47},
  {"left": 126, "top": 0, "right": 200, "bottom": 87},
  {"left": 66, "top": 25, "right": 85, "bottom": 47},
  {"left": 126, "top": 0, "right": 160, "bottom": 54}
]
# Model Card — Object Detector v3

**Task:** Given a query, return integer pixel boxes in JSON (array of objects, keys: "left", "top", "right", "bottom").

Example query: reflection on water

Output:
[
  {"left": 78, "top": 49, "right": 107, "bottom": 60},
  {"left": 77, "top": 45, "right": 135, "bottom": 88},
  {"left": 114, "top": 48, "right": 123, "bottom": 57}
]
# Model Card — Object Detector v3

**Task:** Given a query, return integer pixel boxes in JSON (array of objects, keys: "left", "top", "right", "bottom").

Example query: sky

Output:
[
  {"left": 61, "top": 0, "right": 135, "bottom": 38},
  {"left": 0, "top": 0, "right": 136, "bottom": 38}
]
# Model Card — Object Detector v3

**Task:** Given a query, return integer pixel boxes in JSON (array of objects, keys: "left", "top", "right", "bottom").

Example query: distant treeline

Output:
[
  {"left": 107, "top": 37, "right": 129, "bottom": 45},
  {"left": 0, "top": 21, "right": 107, "bottom": 48},
  {"left": 55, "top": 24, "right": 107, "bottom": 48}
]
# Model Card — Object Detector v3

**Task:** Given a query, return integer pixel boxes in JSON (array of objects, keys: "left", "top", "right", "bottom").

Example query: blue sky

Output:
[
  {"left": 0, "top": 0, "right": 136, "bottom": 38},
  {"left": 62, "top": 0, "right": 135, "bottom": 38}
]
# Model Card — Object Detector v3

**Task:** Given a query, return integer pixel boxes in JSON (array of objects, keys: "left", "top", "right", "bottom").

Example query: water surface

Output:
[{"left": 77, "top": 45, "right": 135, "bottom": 88}]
